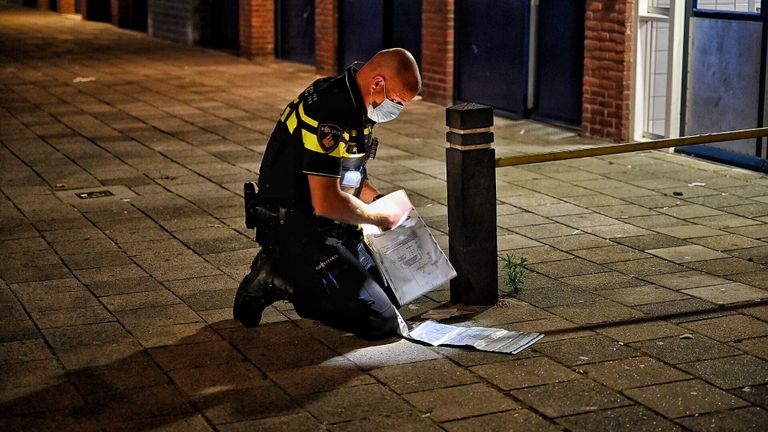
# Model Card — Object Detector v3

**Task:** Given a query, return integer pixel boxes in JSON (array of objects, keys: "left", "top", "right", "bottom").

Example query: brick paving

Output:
[{"left": 2, "top": 5, "right": 768, "bottom": 432}]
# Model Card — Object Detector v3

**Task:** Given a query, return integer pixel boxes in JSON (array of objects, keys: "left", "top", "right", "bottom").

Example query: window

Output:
[{"left": 695, "top": 0, "right": 761, "bottom": 13}]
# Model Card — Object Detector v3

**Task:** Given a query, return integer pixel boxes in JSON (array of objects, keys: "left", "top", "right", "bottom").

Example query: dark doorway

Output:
[
  {"left": 199, "top": 0, "right": 239, "bottom": 53},
  {"left": 115, "top": 0, "right": 147, "bottom": 32},
  {"left": 85, "top": 0, "right": 111, "bottom": 23},
  {"left": 339, "top": 0, "right": 422, "bottom": 71},
  {"left": 275, "top": 0, "right": 316, "bottom": 65},
  {"left": 531, "top": 0, "right": 585, "bottom": 127},
  {"left": 455, "top": 0, "right": 530, "bottom": 117}
]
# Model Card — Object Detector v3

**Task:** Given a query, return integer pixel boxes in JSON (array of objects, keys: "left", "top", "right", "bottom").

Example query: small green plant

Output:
[{"left": 502, "top": 254, "right": 527, "bottom": 295}]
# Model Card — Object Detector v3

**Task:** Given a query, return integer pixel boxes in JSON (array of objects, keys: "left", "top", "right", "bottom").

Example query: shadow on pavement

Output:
[{"left": 0, "top": 319, "right": 393, "bottom": 431}]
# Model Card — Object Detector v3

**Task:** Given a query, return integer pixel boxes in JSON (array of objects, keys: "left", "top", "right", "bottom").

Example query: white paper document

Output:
[
  {"left": 363, "top": 190, "right": 457, "bottom": 306},
  {"left": 403, "top": 319, "right": 543, "bottom": 355}
]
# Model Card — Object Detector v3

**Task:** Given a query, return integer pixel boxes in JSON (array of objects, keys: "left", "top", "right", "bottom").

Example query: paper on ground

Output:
[
  {"left": 363, "top": 190, "right": 457, "bottom": 306},
  {"left": 397, "top": 314, "right": 543, "bottom": 355}
]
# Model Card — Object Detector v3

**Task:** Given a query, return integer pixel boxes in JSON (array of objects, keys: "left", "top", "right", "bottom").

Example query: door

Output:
[
  {"left": 679, "top": 1, "right": 768, "bottom": 171},
  {"left": 339, "top": 0, "right": 422, "bottom": 71},
  {"left": 530, "top": 0, "right": 585, "bottom": 126},
  {"left": 276, "top": 0, "right": 316, "bottom": 65},
  {"left": 455, "top": 0, "right": 530, "bottom": 117},
  {"left": 200, "top": 0, "right": 239, "bottom": 52}
]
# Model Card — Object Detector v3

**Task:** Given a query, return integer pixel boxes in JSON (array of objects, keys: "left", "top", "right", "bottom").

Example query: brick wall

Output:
[
  {"left": 58, "top": 0, "right": 75, "bottom": 13},
  {"left": 582, "top": 0, "right": 635, "bottom": 141},
  {"left": 239, "top": 0, "right": 274, "bottom": 59},
  {"left": 421, "top": 0, "right": 454, "bottom": 106},
  {"left": 148, "top": 0, "right": 198, "bottom": 45},
  {"left": 315, "top": 0, "right": 338, "bottom": 76}
]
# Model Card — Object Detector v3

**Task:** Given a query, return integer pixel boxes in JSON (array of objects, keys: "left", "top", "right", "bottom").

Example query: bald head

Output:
[{"left": 356, "top": 48, "right": 421, "bottom": 112}]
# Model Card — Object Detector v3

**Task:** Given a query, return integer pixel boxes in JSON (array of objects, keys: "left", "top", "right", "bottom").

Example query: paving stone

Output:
[
  {"left": 607, "top": 257, "right": 688, "bottom": 277},
  {"left": 0, "top": 339, "right": 53, "bottom": 364},
  {"left": 732, "top": 383, "right": 768, "bottom": 408},
  {"left": 132, "top": 253, "right": 222, "bottom": 281},
  {"left": 168, "top": 362, "right": 269, "bottom": 396},
  {"left": 646, "top": 245, "right": 730, "bottom": 263},
  {"left": 728, "top": 245, "right": 768, "bottom": 264},
  {"left": 194, "top": 383, "right": 299, "bottom": 424},
  {"left": 0, "top": 358, "right": 65, "bottom": 389},
  {"left": 73, "top": 264, "right": 149, "bottom": 285},
  {"left": 682, "top": 314, "right": 768, "bottom": 342},
  {"left": 630, "top": 335, "right": 743, "bottom": 364},
  {"left": 528, "top": 258, "right": 608, "bottom": 278},
  {"left": 497, "top": 233, "right": 542, "bottom": 251},
  {"left": 0, "top": 383, "right": 88, "bottom": 419},
  {"left": 217, "top": 412, "right": 322, "bottom": 432},
  {"left": 444, "top": 410, "right": 559, "bottom": 432},
  {"left": 87, "top": 276, "right": 166, "bottom": 296},
  {"left": 682, "top": 282, "right": 767, "bottom": 304},
  {"left": 342, "top": 339, "right": 442, "bottom": 370},
  {"left": 329, "top": 411, "right": 442, "bottom": 432},
  {"left": 580, "top": 223, "right": 653, "bottom": 239},
  {"left": 512, "top": 379, "right": 629, "bottom": 418},
  {"left": 510, "top": 222, "right": 580, "bottom": 239},
  {"left": 510, "top": 245, "right": 573, "bottom": 264},
  {"left": 404, "top": 383, "right": 517, "bottom": 422},
  {"left": 370, "top": 358, "right": 479, "bottom": 395},
  {"left": 15, "top": 289, "right": 101, "bottom": 312},
  {"left": 0, "top": 262, "right": 72, "bottom": 283},
  {"left": 626, "top": 215, "right": 691, "bottom": 230},
  {"left": 101, "top": 290, "right": 182, "bottom": 311},
  {"left": 30, "top": 305, "right": 115, "bottom": 329},
  {"left": 739, "top": 304, "right": 768, "bottom": 321},
  {"left": 732, "top": 336, "right": 768, "bottom": 361},
  {"left": 242, "top": 336, "right": 339, "bottom": 372},
  {"left": 725, "top": 224, "right": 768, "bottom": 240},
  {"left": 148, "top": 340, "right": 243, "bottom": 371},
  {"left": 679, "top": 355, "right": 768, "bottom": 389},
  {"left": 561, "top": 271, "right": 647, "bottom": 291},
  {"left": 657, "top": 204, "right": 724, "bottom": 219},
  {"left": 538, "top": 233, "right": 613, "bottom": 251},
  {"left": 0, "top": 319, "right": 40, "bottom": 343},
  {"left": 303, "top": 383, "right": 409, "bottom": 424},
  {"left": 513, "top": 284, "right": 603, "bottom": 308},
  {"left": 474, "top": 299, "right": 554, "bottom": 325},
  {"left": 600, "top": 284, "right": 689, "bottom": 306},
  {"left": 581, "top": 356, "right": 690, "bottom": 390},
  {"left": 114, "top": 303, "right": 202, "bottom": 330},
  {"left": 676, "top": 407, "right": 768, "bottom": 432},
  {"left": 502, "top": 317, "right": 593, "bottom": 342},
  {"left": 595, "top": 322, "right": 685, "bottom": 346},
  {"left": 471, "top": 356, "right": 579, "bottom": 390},
  {"left": 654, "top": 225, "right": 728, "bottom": 239},
  {"left": 556, "top": 406, "right": 682, "bottom": 432},
  {"left": 613, "top": 233, "right": 691, "bottom": 250},
  {"left": 623, "top": 380, "right": 748, "bottom": 418},
  {"left": 635, "top": 298, "right": 727, "bottom": 322},
  {"left": 60, "top": 250, "right": 134, "bottom": 270},
  {"left": 550, "top": 299, "right": 645, "bottom": 325},
  {"left": 690, "top": 234, "right": 766, "bottom": 251},
  {"left": 689, "top": 214, "right": 761, "bottom": 229},
  {"left": 430, "top": 346, "right": 521, "bottom": 367},
  {"left": 642, "top": 271, "right": 732, "bottom": 290},
  {"left": 269, "top": 359, "right": 375, "bottom": 397},
  {"left": 592, "top": 204, "right": 659, "bottom": 218},
  {"left": 534, "top": 335, "right": 636, "bottom": 366},
  {"left": 571, "top": 245, "right": 650, "bottom": 264}
]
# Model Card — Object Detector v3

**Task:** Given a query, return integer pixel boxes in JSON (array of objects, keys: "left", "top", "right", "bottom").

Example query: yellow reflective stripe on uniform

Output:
[
  {"left": 286, "top": 112, "right": 298, "bottom": 133},
  {"left": 302, "top": 128, "right": 325, "bottom": 153},
  {"left": 280, "top": 105, "right": 292, "bottom": 122},
  {"left": 364, "top": 128, "right": 370, "bottom": 134},
  {"left": 298, "top": 103, "right": 318, "bottom": 127},
  {"left": 342, "top": 132, "right": 350, "bottom": 141},
  {"left": 349, "top": 130, "right": 357, "bottom": 136}
]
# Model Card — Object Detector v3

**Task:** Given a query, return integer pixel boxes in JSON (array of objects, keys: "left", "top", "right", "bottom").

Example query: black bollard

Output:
[{"left": 446, "top": 102, "right": 498, "bottom": 305}]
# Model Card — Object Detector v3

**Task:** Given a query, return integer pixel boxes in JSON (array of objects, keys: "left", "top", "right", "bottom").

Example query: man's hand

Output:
[{"left": 307, "top": 175, "right": 400, "bottom": 229}]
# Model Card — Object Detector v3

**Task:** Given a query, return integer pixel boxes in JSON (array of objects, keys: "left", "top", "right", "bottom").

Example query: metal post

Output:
[{"left": 445, "top": 103, "right": 497, "bottom": 305}]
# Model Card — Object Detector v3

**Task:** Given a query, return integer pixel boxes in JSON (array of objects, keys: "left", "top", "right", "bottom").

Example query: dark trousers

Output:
[{"left": 267, "top": 224, "right": 399, "bottom": 340}]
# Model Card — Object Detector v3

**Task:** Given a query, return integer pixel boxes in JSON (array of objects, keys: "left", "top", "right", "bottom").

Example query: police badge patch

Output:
[{"left": 317, "top": 124, "right": 343, "bottom": 152}]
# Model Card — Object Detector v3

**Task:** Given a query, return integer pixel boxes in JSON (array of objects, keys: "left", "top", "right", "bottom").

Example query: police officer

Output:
[{"left": 234, "top": 48, "right": 421, "bottom": 340}]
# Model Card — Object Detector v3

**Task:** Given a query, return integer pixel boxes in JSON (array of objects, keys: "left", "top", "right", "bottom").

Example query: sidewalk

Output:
[{"left": 1, "top": 5, "right": 767, "bottom": 432}]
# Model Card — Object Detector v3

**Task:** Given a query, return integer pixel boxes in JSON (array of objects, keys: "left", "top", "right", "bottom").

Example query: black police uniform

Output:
[{"left": 244, "top": 64, "right": 399, "bottom": 340}]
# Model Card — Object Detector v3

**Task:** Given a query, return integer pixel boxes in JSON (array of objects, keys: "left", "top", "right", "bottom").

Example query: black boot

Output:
[{"left": 233, "top": 250, "right": 293, "bottom": 327}]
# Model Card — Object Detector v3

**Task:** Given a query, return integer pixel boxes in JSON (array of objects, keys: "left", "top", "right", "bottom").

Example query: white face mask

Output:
[{"left": 367, "top": 81, "right": 403, "bottom": 123}]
